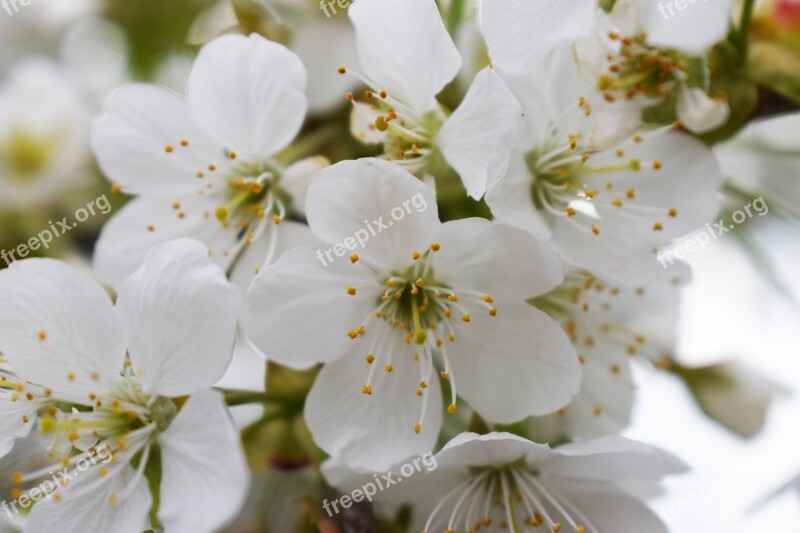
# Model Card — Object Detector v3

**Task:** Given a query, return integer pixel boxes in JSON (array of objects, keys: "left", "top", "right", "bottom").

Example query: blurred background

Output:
[{"left": 1, "top": 0, "right": 799, "bottom": 532}]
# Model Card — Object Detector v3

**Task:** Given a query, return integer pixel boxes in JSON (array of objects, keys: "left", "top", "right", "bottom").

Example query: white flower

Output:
[
  {"left": 480, "top": 0, "right": 732, "bottom": 134},
  {"left": 532, "top": 264, "right": 690, "bottom": 440},
  {"left": 0, "top": 0, "right": 97, "bottom": 75},
  {"left": 244, "top": 158, "right": 581, "bottom": 471},
  {"left": 484, "top": 52, "right": 723, "bottom": 285},
  {"left": 0, "top": 59, "right": 90, "bottom": 207},
  {"left": 344, "top": 0, "right": 524, "bottom": 199},
  {"left": 715, "top": 112, "right": 800, "bottom": 218},
  {"left": 91, "top": 33, "right": 320, "bottom": 290},
  {"left": 0, "top": 239, "right": 249, "bottom": 533},
  {"left": 324, "top": 431, "right": 669, "bottom": 533}
]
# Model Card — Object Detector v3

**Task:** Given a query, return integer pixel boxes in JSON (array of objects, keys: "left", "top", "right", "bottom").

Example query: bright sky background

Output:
[{"left": 623, "top": 215, "right": 800, "bottom": 532}]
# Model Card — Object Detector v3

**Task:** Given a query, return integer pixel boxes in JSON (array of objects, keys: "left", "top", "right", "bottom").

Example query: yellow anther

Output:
[
  {"left": 440, "top": 371, "right": 448, "bottom": 379},
  {"left": 347, "top": 287, "right": 357, "bottom": 296},
  {"left": 38, "top": 330, "right": 47, "bottom": 341},
  {"left": 11, "top": 472, "right": 23, "bottom": 484},
  {"left": 430, "top": 243, "right": 440, "bottom": 251},
  {"left": 591, "top": 225, "right": 600, "bottom": 235},
  {"left": 420, "top": 381, "right": 428, "bottom": 389},
  {"left": 414, "top": 424, "right": 421, "bottom": 434},
  {"left": 612, "top": 199, "right": 623, "bottom": 207},
  {"left": 461, "top": 314, "right": 471, "bottom": 322},
  {"left": 338, "top": 66, "right": 346, "bottom": 74},
  {"left": 448, "top": 295, "right": 458, "bottom": 302},
  {"left": 653, "top": 222, "right": 663, "bottom": 231},
  {"left": 447, "top": 403, "right": 457, "bottom": 414},
  {"left": 228, "top": 151, "right": 237, "bottom": 159},
  {"left": 593, "top": 406, "right": 602, "bottom": 416},
  {"left": 668, "top": 208, "right": 677, "bottom": 217},
  {"left": 111, "top": 184, "right": 123, "bottom": 194},
  {"left": 67, "top": 372, "right": 75, "bottom": 382},
  {"left": 448, "top": 334, "right": 455, "bottom": 342},
  {"left": 164, "top": 145, "right": 174, "bottom": 153},
  {"left": 626, "top": 188, "right": 635, "bottom": 199},
  {"left": 565, "top": 207, "right": 577, "bottom": 217},
  {"left": 415, "top": 279, "right": 425, "bottom": 287},
  {"left": 362, "top": 385, "right": 372, "bottom": 395},
  {"left": 412, "top": 251, "right": 422, "bottom": 260},
  {"left": 488, "top": 308, "right": 497, "bottom": 317},
  {"left": 385, "top": 365, "right": 393, "bottom": 373},
  {"left": 350, "top": 254, "right": 359, "bottom": 263},
  {"left": 147, "top": 225, "right": 156, "bottom": 232},
  {"left": 653, "top": 161, "right": 663, "bottom": 170}
]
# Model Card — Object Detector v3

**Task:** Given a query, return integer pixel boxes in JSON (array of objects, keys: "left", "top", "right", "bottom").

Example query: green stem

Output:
[
  {"left": 733, "top": 0, "right": 756, "bottom": 61},
  {"left": 274, "top": 125, "right": 340, "bottom": 166}
]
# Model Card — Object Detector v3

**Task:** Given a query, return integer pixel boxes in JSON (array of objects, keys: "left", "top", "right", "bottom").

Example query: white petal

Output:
[
  {"left": 633, "top": 0, "right": 735, "bottom": 54},
  {"left": 485, "top": 151, "right": 553, "bottom": 239},
  {"left": 25, "top": 466, "right": 152, "bottom": 533},
  {"left": 350, "top": 101, "right": 388, "bottom": 145},
  {"left": 93, "top": 194, "right": 240, "bottom": 291},
  {"left": 548, "top": 478, "right": 668, "bottom": 533},
  {"left": 543, "top": 435, "right": 665, "bottom": 482},
  {"left": 0, "top": 393, "right": 36, "bottom": 458},
  {"left": 280, "top": 156, "right": 330, "bottom": 218},
  {"left": 676, "top": 85, "right": 730, "bottom": 134},
  {"left": 349, "top": 0, "right": 461, "bottom": 113},
  {"left": 479, "top": 0, "right": 596, "bottom": 74},
  {"left": 431, "top": 218, "right": 563, "bottom": 300},
  {"left": 306, "top": 158, "right": 440, "bottom": 271},
  {"left": 244, "top": 245, "right": 385, "bottom": 368},
  {"left": 305, "top": 332, "right": 442, "bottom": 471},
  {"left": 158, "top": 389, "right": 250, "bottom": 533},
  {"left": 435, "top": 432, "right": 557, "bottom": 470},
  {"left": 91, "top": 84, "right": 225, "bottom": 196},
  {"left": 449, "top": 298, "right": 581, "bottom": 423},
  {"left": 291, "top": 18, "right": 361, "bottom": 114},
  {"left": 116, "top": 239, "right": 240, "bottom": 397},
  {"left": 0, "top": 260, "right": 126, "bottom": 404},
  {"left": 187, "top": 34, "right": 308, "bottom": 156},
  {"left": 438, "top": 68, "right": 524, "bottom": 199},
  {"left": 559, "top": 335, "right": 634, "bottom": 439}
]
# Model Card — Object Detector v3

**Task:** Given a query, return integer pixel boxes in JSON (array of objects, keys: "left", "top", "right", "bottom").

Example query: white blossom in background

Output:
[
  {"left": 531, "top": 264, "right": 690, "bottom": 440},
  {"left": 324, "top": 432, "right": 669, "bottom": 533},
  {"left": 0, "top": 0, "right": 97, "bottom": 76},
  {"left": 715, "top": 112, "right": 800, "bottom": 218},
  {"left": 480, "top": 0, "right": 733, "bottom": 134},
  {"left": 483, "top": 49, "right": 723, "bottom": 285},
  {"left": 344, "top": 0, "right": 524, "bottom": 199},
  {"left": 91, "top": 33, "right": 320, "bottom": 291},
  {"left": 0, "top": 239, "right": 249, "bottom": 533},
  {"left": 245, "top": 158, "right": 581, "bottom": 471},
  {"left": 0, "top": 59, "right": 90, "bottom": 208}
]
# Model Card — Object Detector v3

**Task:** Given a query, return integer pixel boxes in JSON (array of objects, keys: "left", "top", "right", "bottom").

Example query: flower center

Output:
[
  {"left": 595, "top": 33, "right": 687, "bottom": 103},
  {"left": 422, "top": 464, "right": 591, "bottom": 533},
  {"left": 339, "top": 66, "right": 448, "bottom": 176},
  {"left": 345, "top": 245, "right": 498, "bottom": 433},
  {"left": 1, "top": 128, "right": 57, "bottom": 183},
  {"left": 524, "top": 115, "right": 666, "bottom": 237}
]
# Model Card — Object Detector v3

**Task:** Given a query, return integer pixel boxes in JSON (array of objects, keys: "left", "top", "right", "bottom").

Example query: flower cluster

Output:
[{"left": 1, "top": 0, "right": 797, "bottom": 531}]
